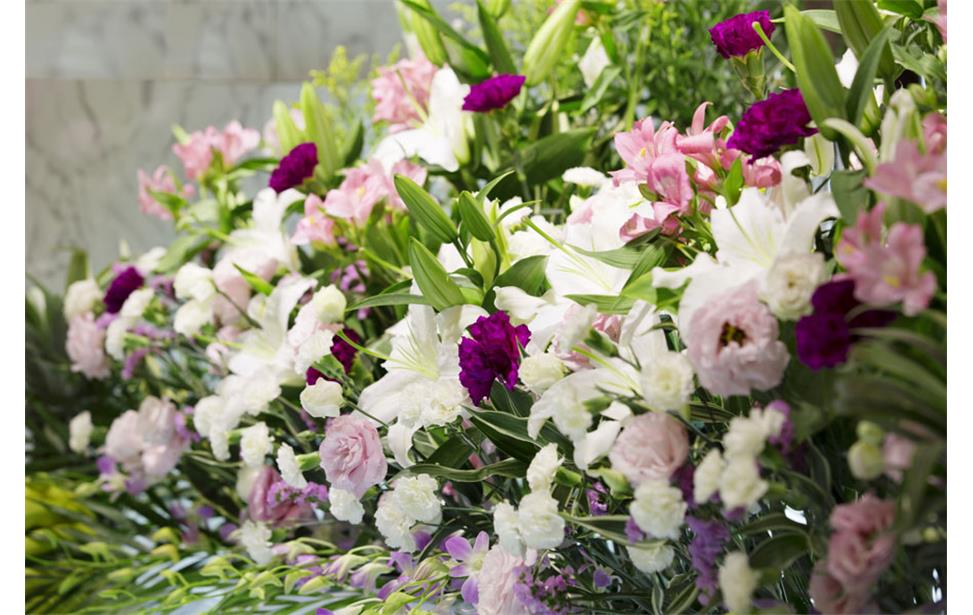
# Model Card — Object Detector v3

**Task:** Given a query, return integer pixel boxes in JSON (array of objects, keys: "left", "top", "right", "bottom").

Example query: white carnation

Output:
[
  {"left": 211, "top": 425, "right": 232, "bottom": 461},
  {"left": 640, "top": 351, "right": 695, "bottom": 412},
  {"left": 236, "top": 464, "right": 262, "bottom": 499},
  {"left": 418, "top": 379, "right": 466, "bottom": 427},
  {"left": 105, "top": 317, "right": 130, "bottom": 360},
  {"left": 329, "top": 487, "right": 365, "bottom": 525},
  {"left": 723, "top": 415, "right": 770, "bottom": 460},
  {"left": 300, "top": 379, "right": 343, "bottom": 419},
  {"left": 68, "top": 410, "right": 93, "bottom": 454},
  {"left": 493, "top": 501, "right": 523, "bottom": 556},
  {"left": 238, "top": 520, "right": 274, "bottom": 565},
  {"left": 63, "top": 279, "right": 101, "bottom": 320},
  {"left": 276, "top": 443, "right": 307, "bottom": 488},
  {"left": 718, "top": 552, "right": 757, "bottom": 613},
  {"left": 517, "top": 491, "right": 565, "bottom": 550},
  {"left": 526, "top": 443, "right": 561, "bottom": 493},
  {"left": 762, "top": 252, "right": 826, "bottom": 321},
  {"left": 693, "top": 449, "right": 725, "bottom": 505},
  {"left": 719, "top": 456, "right": 768, "bottom": 511},
  {"left": 519, "top": 353, "right": 566, "bottom": 393},
  {"left": 240, "top": 422, "right": 273, "bottom": 467},
  {"left": 375, "top": 494, "right": 417, "bottom": 551},
  {"left": 120, "top": 288, "right": 154, "bottom": 319},
  {"left": 174, "top": 299, "right": 214, "bottom": 337},
  {"left": 393, "top": 474, "right": 442, "bottom": 524},
  {"left": 628, "top": 542, "right": 674, "bottom": 574},
  {"left": 174, "top": 262, "right": 215, "bottom": 302},
  {"left": 630, "top": 480, "right": 686, "bottom": 540}
]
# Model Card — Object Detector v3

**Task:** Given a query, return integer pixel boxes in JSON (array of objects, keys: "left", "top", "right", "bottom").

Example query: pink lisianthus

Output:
[
  {"left": 105, "top": 407, "right": 188, "bottom": 485},
  {"left": 319, "top": 415, "right": 387, "bottom": 498},
  {"left": 66, "top": 312, "right": 111, "bottom": 379},
  {"left": 684, "top": 281, "right": 789, "bottom": 396},
  {"left": 292, "top": 194, "right": 337, "bottom": 246},
  {"left": 865, "top": 139, "right": 946, "bottom": 213},
  {"left": 137, "top": 166, "right": 194, "bottom": 220},
  {"left": 882, "top": 433, "right": 916, "bottom": 482},
  {"left": 247, "top": 466, "right": 315, "bottom": 526},
  {"left": 608, "top": 413, "right": 689, "bottom": 486},
  {"left": 836, "top": 203, "right": 936, "bottom": 316},
  {"left": 826, "top": 495, "right": 896, "bottom": 596},
  {"left": 830, "top": 493, "right": 896, "bottom": 537},
  {"left": 370, "top": 54, "right": 437, "bottom": 133},
  {"left": 611, "top": 118, "right": 680, "bottom": 185},
  {"left": 808, "top": 561, "right": 872, "bottom": 615}
]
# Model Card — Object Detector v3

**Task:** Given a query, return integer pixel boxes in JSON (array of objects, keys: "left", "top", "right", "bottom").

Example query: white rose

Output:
[
  {"left": 174, "top": 299, "right": 214, "bottom": 337},
  {"left": 640, "top": 351, "right": 695, "bottom": 412},
  {"left": 761, "top": 252, "right": 826, "bottom": 321},
  {"left": 493, "top": 501, "right": 523, "bottom": 556},
  {"left": 393, "top": 474, "right": 442, "bottom": 524},
  {"left": 693, "top": 449, "right": 725, "bottom": 505},
  {"left": 239, "top": 422, "right": 273, "bottom": 467},
  {"left": 300, "top": 379, "right": 343, "bottom": 418},
  {"left": 308, "top": 285, "right": 346, "bottom": 324},
  {"left": 718, "top": 552, "right": 757, "bottom": 614},
  {"left": 238, "top": 520, "right": 274, "bottom": 565},
  {"left": 276, "top": 443, "right": 307, "bottom": 488},
  {"left": 174, "top": 262, "right": 215, "bottom": 302},
  {"left": 630, "top": 480, "right": 686, "bottom": 540},
  {"left": 527, "top": 443, "right": 561, "bottom": 492},
  {"left": 68, "top": 411, "right": 93, "bottom": 454},
  {"left": 294, "top": 328, "right": 335, "bottom": 375},
  {"left": 329, "top": 487, "right": 365, "bottom": 525},
  {"left": 105, "top": 317, "right": 130, "bottom": 360},
  {"left": 375, "top": 493, "right": 417, "bottom": 551},
  {"left": 517, "top": 491, "right": 565, "bottom": 550},
  {"left": 120, "top": 288, "right": 154, "bottom": 319},
  {"left": 63, "top": 279, "right": 101, "bottom": 320},
  {"left": 137, "top": 396, "right": 176, "bottom": 445},
  {"left": 627, "top": 542, "right": 674, "bottom": 574},
  {"left": 723, "top": 416, "right": 769, "bottom": 460},
  {"left": 719, "top": 456, "right": 768, "bottom": 511},
  {"left": 519, "top": 353, "right": 566, "bottom": 393}
]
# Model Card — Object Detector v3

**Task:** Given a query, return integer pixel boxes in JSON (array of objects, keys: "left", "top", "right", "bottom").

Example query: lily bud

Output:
[
  {"left": 848, "top": 440, "right": 884, "bottom": 480},
  {"left": 523, "top": 0, "right": 581, "bottom": 86},
  {"left": 400, "top": 0, "right": 448, "bottom": 66}
]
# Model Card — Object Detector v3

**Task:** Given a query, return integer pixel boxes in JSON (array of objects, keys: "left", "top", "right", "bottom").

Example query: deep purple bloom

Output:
[
  {"left": 586, "top": 483, "right": 608, "bottom": 516},
  {"left": 331, "top": 328, "right": 361, "bottom": 373},
  {"left": 306, "top": 366, "right": 325, "bottom": 385},
  {"left": 462, "top": 74, "right": 526, "bottom": 112},
  {"left": 269, "top": 142, "right": 317, "bottom": 193},
  {"left": 727, "top": 89, "right": 817, "bottom": 159},
  {"left": 686, "top": 516, "right": 730, "bottom": 601},
  {"left": 673, "top": 463, "right": 696, "bottom": 508},
  {"left": 709, "top": 10, "right": 775, "bottom": 59},
  {"left": 103, "top": 266, "right": 144, "bottom": 313},
  {"left": 458, "top": 311, "right": 530, "bottom": 405}
]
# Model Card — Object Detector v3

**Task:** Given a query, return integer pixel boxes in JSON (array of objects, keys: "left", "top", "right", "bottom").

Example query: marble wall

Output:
[{"left": 26, "top": 0, "right": 460, "bottom": 288}]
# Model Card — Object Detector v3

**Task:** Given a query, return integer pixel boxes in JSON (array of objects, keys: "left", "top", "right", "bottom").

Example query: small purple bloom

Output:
[
  {"left": 766, "top": 400, "right": 794, "bottom": 453},
  {"left": 196, "top": 505, "right": 214, "bottom": 519},
  {"left": 269, "top": 142, "right": 317, "bottom": 193},
  {"left": 218, "top": 522, "right": 238, "bottom": 542},
  {"left": 331, "top": 328, "right": 361, "bottom": 374},
  {"left": 709, "top": 10, "right": 775, "bottom": 59},
  {"left": 673, "top": 463, "right": 696, "bottom": 508},
  {"left": 306, "top": 366, "right": 325, "bottom": 385},
  {"left": 122, "top": 347, "right": 149, "bottom": 380},
  {"left": 586, "top": 484, "right": 608, "bottom": 516},
  {"left": 462, "top": 74, "right": 526, "bottom": 112},
  {"left": 593, "top": 568, "right": 614, "bottom": 589},
  {"left": 96, "top": 455, "right": 117, "bottom": 476},
  {"left": 104, "top": 266, "right": 144, "bottom": 313},
  {"left": 686, "top": 516, "right": 729, "bottom": 601},
  {"left": 458, "top": 311, "right": 530, "bottom": 405},
  {"left": 726, "top": 88, "right": 817, "bottom": 159},
  {"left": 624, "top": 517, "right": 646, "bottom": 543}
]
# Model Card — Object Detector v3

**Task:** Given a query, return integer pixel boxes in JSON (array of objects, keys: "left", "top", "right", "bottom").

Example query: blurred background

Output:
[{"left": 26, "top": 0, "right": 463, "bottom": 288}]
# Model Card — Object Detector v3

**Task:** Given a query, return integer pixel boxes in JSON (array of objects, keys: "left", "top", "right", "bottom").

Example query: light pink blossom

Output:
[
  {"left": 865, "top": 140, "right": 946, "bottom": 213},
  {"left": 676, "top": 101, "right": 730, "bottom": 166},
  {"left": 620, "top": 203, "right": 682, "bottom": 240},
  {"left": 371, "top": 54, "right": 437, "bottom": 133},
  {"left": 476, "top": 545, "right": 526, "bottom": 615},
  {"left": 319, "top": 415, "right": 387, "bottom": 498},
  {"left": 172, "top": 122, "right": 260, "bottom": 180},
  {"left": 292, "top": 194, "right": 337, "bottom": 246},
  {"left": 215, "top": 120, "right": 261, "bottom": 167},
  {"left": 247, "top": 465, "right": 315, "bottom": 526},
  {"left": 808, "top": 561, "right": 872, "bottom": 615},
  {"left": 137, "top": 166, "right": 194, "bottom": 220},
  {"left": 608, "top": 413, "right": 689, "bottom": 485},
  {"left": 325, "top": 159, "right": 427, "bottom": 225},
  {"left": 66, "top": 313, "right": 110, "bottom": 379},
  {"left": 611, "top": 118, "right": 680, "bottom": 185},
  {"left": 882, "top": 433, "right": 916, "bottom": 482}
]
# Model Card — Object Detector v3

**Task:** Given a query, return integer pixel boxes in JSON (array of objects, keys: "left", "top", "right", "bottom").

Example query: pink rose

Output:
[
  {"left": 476, "top": 545, "right": 526, "bottom": 615},
  {"left": 247, "top": 466, "right": 314, "bottom": 526},
  {"left": 66, "top": 313, "right": 110, "bottom": 379},
  {"left": 319, "top": 415, "right": 387, "bottom": 498},
  {"left": 608, "top": 413, "right": 688, "bottom": 485}
]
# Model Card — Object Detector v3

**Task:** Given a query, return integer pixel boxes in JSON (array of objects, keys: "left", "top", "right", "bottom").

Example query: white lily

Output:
[{"left": 225, "top": 188, "right": 301, "bottom": 272}]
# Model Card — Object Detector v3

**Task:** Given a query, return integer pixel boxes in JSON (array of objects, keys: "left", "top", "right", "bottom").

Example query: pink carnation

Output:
[
  {"left": 66, "top": 313, "right": 110, "bottom": 379},
  {"left": 371, "top": 54, "right": 437, "bottom": 133},
  {"left": 685, "top": 281, "right": 789, "bottom": 396},
  {"left": 137, "top": 166, "right": 194, "bottom": 220},
  {"left": 608, "top": 413, "right": 688, "bottom": 485},
  {"left": 319, "top": 415, "right": 387, "bottom": 498},
  {"left": 292, "top": 194, "right": 337, "bottom": 246}
]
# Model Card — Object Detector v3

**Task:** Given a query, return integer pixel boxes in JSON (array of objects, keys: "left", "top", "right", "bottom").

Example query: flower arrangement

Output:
[{"left": 26, "top": 1, "right": 947, "bottom": 613}]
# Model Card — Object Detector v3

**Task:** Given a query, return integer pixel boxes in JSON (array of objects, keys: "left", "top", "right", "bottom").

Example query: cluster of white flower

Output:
[
  {"left": 492, "top": 445, "right": 566, "bottom": 556},
  {"left": 375, "top": 473, "right": 442, "bottom": 552}
]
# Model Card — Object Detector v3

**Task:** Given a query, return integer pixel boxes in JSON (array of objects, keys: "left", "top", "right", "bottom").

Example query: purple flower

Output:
[
  {"left": 96, "top": 455, "right": 117, "bottom": 476},
  {"left": 673, "top": 463, "right": 696, "bottom": 508},
  {"left": 269, "top": 142, "right": 317, "bottom": 193},
  {"left": 766, "top": 400, "right": 795, "bottom": 453},
  {"left": 458, "top": 311, "right": 530, "bottom": 405},
  {"left": 331, "top": 328, "right": 361, "bottom": 374},
  {"left": 624, "top": 517, "right": 646, "bottom": 543},
  {"left": 104, "top": 266, "right": 144, "bottom": 313},
  {"left": 462, "top": 74, "right": 526, "bottom": 112},
  {"left": 121, "top": 347, "right": 149, "bottom": 380},
  {"left": 726, "top": 89, "right": 817, "bottom": 159},
  {"left": 306, "top": 366, "right": 325, "bottom": 385},
  {"left": 686, "top": 516, "right": 729, "bottom": 601},
  {"left": 709, "top": 10, "right": 775, "bottom": 59},
  {"left": 586, "top": 483, "right": 608, "bottom": 516},
  {"left": 445, "top": 531, "right": 490, "bottom": 605}
]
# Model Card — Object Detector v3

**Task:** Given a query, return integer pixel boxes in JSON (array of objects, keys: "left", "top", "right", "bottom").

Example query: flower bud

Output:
[
  {"left": 401, "top": 0, "right": 447, "bottom": 66},
  {"left": 523, "top": 0, "right": 581, "bottom": 86},
  {"left": 856, "top": 421, "right": 884, "bottom": 445},
  {"left": 848, "top": 440, "right": 884, "bottom": 480}
]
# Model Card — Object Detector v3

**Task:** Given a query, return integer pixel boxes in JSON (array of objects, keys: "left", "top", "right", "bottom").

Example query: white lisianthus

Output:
[
  {"left": 718, "top": 552, "right": 757, "bottom": 614},
  {"left": 693, "top": 449, "right": 725, "bottom": 505},
  {"left": 375, "top": 493, "right": 418, "bottom": 552},
  {"left": 393, "top": 474, "right": 442, "bottom": 524},
  {"left": 493, "top": 501, "right": 524, "bottom": 556},
  {"left": 120, "top": 288, "right": 155, "bottom": 319},
  {"left": 220, "top": 372, "right": 281, "bottom": 416},
  {"left": 527, "top": 443, "right": 561, "bottom": 492},
  {"left": 516, "top": 491, "right": 565, "bottom": 550},
  {"left": 329, "top": 487, "right": 365, "bottom": 525},
  {"left": 719, "top": 456, "right": 768, "bottom": 511},
  {"left": 238, "top": 520, "right": 274, "bottom": 565},
  {"left": 276, "top": 443, "right": 307, "bottom": 488},
  {"left": 627, "top": 542, "right": 675, "bottom": 574},
  {"left": 174, "top": 299, "right": 214, "bottom": 337},
  {"left": 294, "top": 329, "right": 335, "bottom": 375},
  {"left": 105, "top": 317, "right": 129, "bottom": 360},
  {"left": 300, "top": 379, "right": 343, "bottom": 419},
  {"left": 63, "top": 279, "right": 101, "bottom": 320},
  {"left": 761, "top": 252, "right": 826, "bottom": 321},
  {"left": 630, "top": 480, "right": 686, "bottom": 540},
  {"left": 239, "top": 422, "right": 273, "bottom": 467},
  {"left": 519, "top": 353, "right": 566, "bottom": 393},
  {"left": 174, "top": 262, "right": 215, "bottom": 302},
  {"left": 68, "top": 410, "right": 93, "bottom": 454},
  {"left": 640, "top": 350, "right": 695, "bottom": 412}
]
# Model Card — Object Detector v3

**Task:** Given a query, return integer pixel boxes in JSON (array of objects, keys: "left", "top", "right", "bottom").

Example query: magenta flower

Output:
[
  {"left": 458, "top": 311, "right": 531, "bottom": 405},
  {"left": 727, "top": 89, "right": 817, "bottom": 160},
  {"left": 104, "top": 265, "right": 145, "bottom": 314},
  {"left": 445, "top": 531, "right": 490, "bottom": 604},
  {"left": 709, "top": 10, "right": 775, "bottom": 59},
  {"left": 462, "top": 74, "right": 526, "bottom": 112},
  {"left": 269, "top": 142, "right": 318, "bottom": 193}
]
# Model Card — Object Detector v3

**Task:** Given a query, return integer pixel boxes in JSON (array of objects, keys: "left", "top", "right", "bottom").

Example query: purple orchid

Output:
[{"left": 445, "top": 531, "right": 491, "bottom": 605}]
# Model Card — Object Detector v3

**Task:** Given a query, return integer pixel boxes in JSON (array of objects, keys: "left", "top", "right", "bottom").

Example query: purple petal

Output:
[
  {"left": 461, "top": 577, "right": 479, "bottom": 605},
  {"left": 444, "top": 535, "right": 473, "bottom": 561}
]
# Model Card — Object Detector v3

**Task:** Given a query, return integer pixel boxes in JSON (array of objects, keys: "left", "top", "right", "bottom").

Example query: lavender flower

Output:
[
  {"left": 121, "top": 347, "right": 149, "bottom": 380},
  {"left": 463, "top": 74, "right": 526, "bottom": 112},
  {"left": 686, "top": 516, "right": 729, "bottom": 601},
  {"left": 269, "top": 142, "right": 317, "bottom": 193},
  {"left": 445, "top": 531, "right": 490, "bottom": 604},
  {"left": 726, "top": 89, "right": 817, "bottom": 159},
  {"left": 458, "top": 311, "right": 530, "bottom": 405},
  {"left": 104, "top": 266, "right": 144, "bottom": 313},
  {"left": 709, "top": 11, "right": 775, "bottom": 59}
]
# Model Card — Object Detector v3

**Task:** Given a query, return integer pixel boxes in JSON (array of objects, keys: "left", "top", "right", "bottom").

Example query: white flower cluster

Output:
[
  {"left": 329, "top": 487, "right": 365, "bottom": 525},
  {"left": 193, "top": 371, "right": 282, "bottom": 461},
  {"left": 375, "top": 473, "right": 442, "bottom": 552},
  {"left": 275, "top": 443, "right": 306, "bottom": 488},
  {"left": 718, "top": 551, "right": 757, "bottom": 613},
  {"left": 492, "top": 445, "right": 566, "bottom": 555},
  {"left": 238, "top": 520, "right": 274, "bottom": 565}
]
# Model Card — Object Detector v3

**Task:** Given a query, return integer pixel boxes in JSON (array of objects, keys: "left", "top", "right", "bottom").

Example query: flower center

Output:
[{"left": 720, "top": 323, "right": 748, "bottom": 347}]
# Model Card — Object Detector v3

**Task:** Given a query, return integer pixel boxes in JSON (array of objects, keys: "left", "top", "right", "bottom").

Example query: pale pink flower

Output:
[
  {"left": 608, "top": 413, "right": 689, "bottom": 485},
  {"left": 377, "top": 159, "right": 428, "bottom": 211},
  {"left": 676, "top": 101, "right": 731, "bottom": 169},
  {"left": 324, "top": 164, "right": 387, "bottom": 226},
  {"left": 212, "top": 254, "right": 277, "bottom": 325},
  {"left": 684, "top": 281, "right": 789, "bottom": 396},
  {"left": 923, "top": 112, "right": 947, "bottom": 155},
  {"left": 172, "top": 122, "right": 259, "bottom": 180},
  {"left": 824, "top": 494, "right": 896, "bottom": 598},
  {"left": 292, "top": 194, "right": 337, "bottom": 246},
  {"left": 66, "top": 313, "right": 110, "bottom": 379},
  {"left": 882, "top": 433, "right": 916, "bottom": 482},
  {"left": 371, "top": 54, "right": 437, "bottom": 133},
  {"left": 837, "top": 203, "right": 936, "bottom": 316},
  {"left": 648, "top": 153, "right": 693, "bottom": 212},
  {"left": 247, "top": 465, "right": 315, "bottom": 526},
  {"left": 865, "top": 140, "right": 946, "bottom": 213},
  {"left": 142, "top": 436, "right": 189, "bottom": 480},
  {"left": 215, "top": 120, "right": 261, "bottom": 167},
  {"left": 319, "top": 415, "right": 388, "bottom": 498},
  {"left": 105, "top": 410, "right": 143, "bottom": 468},
  {"left": 611, "top": 118, "right": 680, "bottom": 185},
  {"left": 172, "top": 129, "right": 215, "bottom": 181},
  {"left": 476, "top": 545, "right": 526, "bottom": 615},
  {"left": 808, "top": 561, "right": 872, "bottom": 615},
  {"left": 137, "top": 166, "right": 194, "bottom": 220},
  {"left": 619, "top": 203, "right": 682, "bottom": 241},
  {"left": 830, "top": 493, "right": 896, "bottom": 537}
]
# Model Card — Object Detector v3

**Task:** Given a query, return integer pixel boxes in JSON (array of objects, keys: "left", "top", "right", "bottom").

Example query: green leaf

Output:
[
  {"left": 424, "top": 434, "right": 476, "bottom": 468},
  {"left": 402, "top": 458, "right": 526, "bottom": 482},
  {"left": 64, "top": 249, "right": 89, "bottom": 290},
  {"left": 347, "top": 293, "right": 433, "bottom": 311},
  {"left": 846, "top": 27, "right": 894, "bottom": 129},
  {"left": 477, "top": 169, "right": 517, "bottom": 203},
  {"left": 272, "top": 101, "right": 302, "bottom": 154},
  {"left": 569, "top": 244, "right": 642, "bottom": 269},
  {"left": 468, "top": 410, "right": 540, "bottom": 462},
  {"left": 342, "top": 119, "right": 364, "bottom": 167},
  {"left": 565, "top": 293, "right": 634, "bottom": 314},
  {"left": 749, "top": 533, "right": 810, "bottom": 570},
  {"left": 518, "top": 128, "right": 596, "bottom": 185},
  {"left": 830, "top": 169, "right": 870, "bottom": 222},
  {"left": 799, "top": 9, "right": 841, "bottom": 34},
  {"left": 395, "top": 175, "right": 457, "bottom": 244},
  {"left": 300, "top": 83, "right": 339, "bottom": 177},
  {"left": 835, "top": 0, "right": 895, "bottom": 78},
  {"left": 877, "top": 0, "right": 923, "bottom": 18},
  {"left": 156, "top": 235, "right": 210, "bottom": 274},
  {"left": 457, "top": 191, "right": 496, "bottom": 242},
  {"left": 232, "top": 264, "right": 274, "bottom": 296},
  {"left": 785, "top": 5, "right": 847, "bottom": 140},
  {"left": 493, "top": 255, "right": 550, "bottom": 296},
  {"left": 723, "top": 157, "right": 744, "bottom": 205},
  {"left": 738, "top": 513, "right": 808, "bottom": 536},
  {"left": 230, "top": 157, "right": 279, "bottom": 172},
  {"left": 408, "top": 239, "right": 466, "bottom": 310},
  {"left": 476, "top": 0, "right": 516, "bottom": 73},
  {"left": 400, "top": 0, "right": 490, "bottom": 67},
  {"left": 579, "top": 66, "right": 622, "bottom": 114}
]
